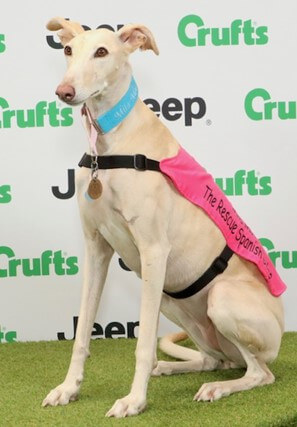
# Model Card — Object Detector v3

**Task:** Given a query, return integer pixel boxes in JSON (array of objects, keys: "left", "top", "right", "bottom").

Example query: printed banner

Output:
[{"left": 0, "top": 0, "right": 296, "bottom": 342}]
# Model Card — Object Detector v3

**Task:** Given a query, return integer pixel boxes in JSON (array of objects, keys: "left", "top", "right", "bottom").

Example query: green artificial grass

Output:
[{"left": 1, "top": 333, "right": 297, "bottom": 426}]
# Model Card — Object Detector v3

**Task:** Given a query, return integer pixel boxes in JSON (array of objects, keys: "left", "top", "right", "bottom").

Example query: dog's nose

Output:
[{"left": 55, "top": 84, "right": 76, "bottom": 102}]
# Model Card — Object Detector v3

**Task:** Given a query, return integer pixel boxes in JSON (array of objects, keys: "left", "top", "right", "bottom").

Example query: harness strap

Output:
[
  {"left": 79, "top": 152, "right": 161, "bottom": 172},
  {"left": 163, "top": 245, "right": 233, "bottom": 299},
  {"left": 78, "top": 152, "right": 234, "bottom": 299}
]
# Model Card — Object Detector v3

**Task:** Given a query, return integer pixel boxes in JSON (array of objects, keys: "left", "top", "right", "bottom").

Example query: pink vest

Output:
[{"left": 160, "top": 147, "right": 286, "bottom": 297}]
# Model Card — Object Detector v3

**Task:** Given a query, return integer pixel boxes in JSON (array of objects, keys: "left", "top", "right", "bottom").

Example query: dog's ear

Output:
[
  {"left": 46, "top": 17, "right": 84, "bottom": 46},
  {"left": 117, "top": 24, "right": 159, "bottom": 55}
]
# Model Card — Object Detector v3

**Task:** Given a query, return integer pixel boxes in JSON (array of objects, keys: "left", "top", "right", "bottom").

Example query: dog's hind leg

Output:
[
  {"left": 42, "top": 231, "right": 114, "bottom": 407},
  {"left": 194, "top": 279, "right": 283, "bottom": 402},
  {"left": 152, "top": 332, "right": 237, "bottom": 376},
  {"left": 152, "top": 294, "right": 238, "bottom": 376}
]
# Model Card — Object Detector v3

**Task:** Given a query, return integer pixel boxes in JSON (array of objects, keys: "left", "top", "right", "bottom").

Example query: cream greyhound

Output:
[{"left": 43, "top": 17, "right": 284, "bottom": 417}]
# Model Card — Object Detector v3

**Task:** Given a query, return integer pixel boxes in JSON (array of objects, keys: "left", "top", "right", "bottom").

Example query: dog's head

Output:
[{"left": 47, "top": 17, "right": 159, "bottom": 105}]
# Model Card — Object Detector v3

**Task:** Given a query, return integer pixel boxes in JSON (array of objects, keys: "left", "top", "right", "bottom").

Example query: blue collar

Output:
[{"left": 96, "top": 77, "right": 138, "bottom": 134}]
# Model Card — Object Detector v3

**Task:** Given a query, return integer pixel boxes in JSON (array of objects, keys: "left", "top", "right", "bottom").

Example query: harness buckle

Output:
[
  {"left": 212, "top": 256, "right": 228, "bottom": 274},
  {"left": 134, "top": 154, "right": 147, "bottom": 171}
]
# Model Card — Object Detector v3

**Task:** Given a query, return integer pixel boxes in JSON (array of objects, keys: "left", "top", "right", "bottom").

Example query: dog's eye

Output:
[
  {"left": 94, "top": 47, "right": 108, "bottom": 58},
  {"left": 64, "top": 46, "right": 72, "bottom": 56}
]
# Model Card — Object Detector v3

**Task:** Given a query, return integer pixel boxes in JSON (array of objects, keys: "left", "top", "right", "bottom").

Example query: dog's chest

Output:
[{"left": 76, "top": 167, "right": 154, "bottom": 270}]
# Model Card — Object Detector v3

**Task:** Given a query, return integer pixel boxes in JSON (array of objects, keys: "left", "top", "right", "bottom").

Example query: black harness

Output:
[
  {"left": 79, "top": 152, "right": 234, "bottom": 299},
  {"left": 79, "top": 152, "right": 160, "bottom": 171}
]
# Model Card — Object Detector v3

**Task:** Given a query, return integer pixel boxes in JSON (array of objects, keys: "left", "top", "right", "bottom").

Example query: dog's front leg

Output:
[
  {"left": 43, "top": 231, "right": 114, "bottom": 407},
  {"left": 106, "top": 242, "right": 170, "bottom": 418}
]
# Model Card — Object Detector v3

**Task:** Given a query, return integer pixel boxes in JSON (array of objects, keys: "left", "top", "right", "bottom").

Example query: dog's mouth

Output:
[
  {"left": 56, "top": 84, "right": 106, "bottom": 106},
  {"left": 59, "top": 90, "right": 101, "bottom": 106},
  {"left": 90, "top": 89, "right": 102, "bottom": 98},
  {"left": 68, "top": 89, "right": 103, "bottom": 105}
]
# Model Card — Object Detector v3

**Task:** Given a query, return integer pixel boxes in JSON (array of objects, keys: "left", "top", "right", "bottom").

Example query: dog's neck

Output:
[
  {"left": 84, "top": 68, "right": 140, "bottom": 155},
  {"left": 81, "top": 67, "right": 178, "bottom": 160},
  {"left": 86, "top": 69, "right": 132, "bottom": 119}
]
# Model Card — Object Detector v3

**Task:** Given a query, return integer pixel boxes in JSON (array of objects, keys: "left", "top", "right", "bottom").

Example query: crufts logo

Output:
[
  {"left": 0, "top": 246, "right": 79, "bottom": 278},
  {"left": 0, "top": 326, "right": 17, "bottom": 343},
  {"left": 0, "top": 34, "right": 5, "bottom": 53},
  {"left": 0, "top": 185, "right": 12, "bottom": 203},
  {"left": 58, "top": 316, "right": 139, "bottom": 340},
  {"left": 260, "top": 238, "right": 297, "bottom": 269},
  {"left": 215, "top": 170, "right": 271, "bottom": 196},
  {"left": 178, "top": 15, "right": 268, "bottom": 47},
  {"left": 0, "top": 98, "right": 73, "bottom": 128},
  {"left": 245, "top": 88, "right": 297, "bottom": 121}
]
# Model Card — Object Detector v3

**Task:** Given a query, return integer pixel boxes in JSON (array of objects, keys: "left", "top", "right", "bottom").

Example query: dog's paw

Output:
[
  {"left": 194, "top": 381, "right": 230, "bottom": 402},
  {"left": 106, "top": 394, "right": 146, "bottom": 418},
  {"left": 151, "top": 361, "right": 173, "bottom": 376},
  {"left": 42, "top": 382, "right": 80, "bottom": 407}
]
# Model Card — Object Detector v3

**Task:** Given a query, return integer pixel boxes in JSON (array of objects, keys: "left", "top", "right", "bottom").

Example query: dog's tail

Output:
[{"left": 159, "top": 331, "right": 200, "bottom": 361}]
